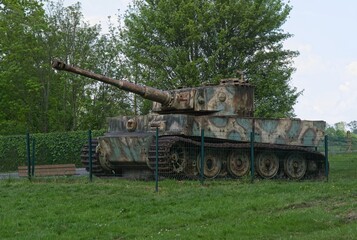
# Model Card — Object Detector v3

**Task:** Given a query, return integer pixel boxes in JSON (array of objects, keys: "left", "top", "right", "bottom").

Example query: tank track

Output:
[
  {"left": 147, "top": 136, "right": 326, "bottom": 180},
  {"left": 81, "top": 136, "right": 326, "bottom": 180},
  {"left": 80, "top": 140, "right": 117, "bottom": 178}
]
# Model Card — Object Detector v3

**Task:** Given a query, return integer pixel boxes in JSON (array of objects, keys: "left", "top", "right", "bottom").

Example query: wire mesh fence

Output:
[
  {"left": 0, "top": 131, "right": 95, "bottom": 179},
  {"left": 0, "top": 135, "right": 26, "bottom": 177},
  {"left": 0, "top": 129, "right": 356, "bottom": 185}
]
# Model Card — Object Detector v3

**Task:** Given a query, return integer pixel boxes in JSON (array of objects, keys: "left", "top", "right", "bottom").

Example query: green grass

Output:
[{"left": 0, "top": 154, "right": 356, "bottom": 240}]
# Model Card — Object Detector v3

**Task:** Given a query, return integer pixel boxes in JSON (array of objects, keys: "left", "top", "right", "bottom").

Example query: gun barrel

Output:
[{"left": 52, "top": 60, "right": 172, "bottom": 105}]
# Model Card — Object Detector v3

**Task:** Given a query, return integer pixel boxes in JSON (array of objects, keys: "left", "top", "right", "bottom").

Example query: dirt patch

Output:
[
  {"left": 345, "top": 211, "right": 357, "bottom": 222},
  {"left": 282, "top": 201, "right": 314, "bottom": 210}
]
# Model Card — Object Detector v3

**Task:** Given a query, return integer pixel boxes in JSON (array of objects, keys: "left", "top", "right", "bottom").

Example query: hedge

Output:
[{"left": 0, "top": 130, "right": 105, "bottom": 172}]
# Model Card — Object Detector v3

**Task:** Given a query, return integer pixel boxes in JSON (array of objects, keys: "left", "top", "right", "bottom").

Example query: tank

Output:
[{"left": 52, "top": 59, "right": 327, "bottom": 180}]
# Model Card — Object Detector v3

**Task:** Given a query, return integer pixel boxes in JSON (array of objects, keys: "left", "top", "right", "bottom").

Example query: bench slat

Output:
[{"left": 18, "top": 164, "right": 76, "bottom": 177}]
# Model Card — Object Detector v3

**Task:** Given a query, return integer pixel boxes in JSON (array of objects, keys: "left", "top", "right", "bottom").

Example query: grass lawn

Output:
[{"left": 0, "top": 153, "right": 356, "bottom": 239}]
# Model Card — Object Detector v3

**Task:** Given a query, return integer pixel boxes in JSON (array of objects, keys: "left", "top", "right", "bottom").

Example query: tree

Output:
[
  {"left": 44, "top": 0, "right": 132, "bottom": 131},
  {"left": 0, "top": 0, "right": 48, "bottom": 134},
  {"left": 0, "top": 0, "right": 132, "bottom": 134},
  {"left": 347, "top": 120, "right": 357, "bottom": 134},
  {"left": 334, "top": 121, "right": 346, "bottom": 132},
  {"left": 45, "top": 1, "right": 103, "bottom": 131},
  {"left": 77, "top": 20, "right": 132, "bottom": 129},
  {"left": 121, "top": 0, "right": 300, "bottom": 116}
]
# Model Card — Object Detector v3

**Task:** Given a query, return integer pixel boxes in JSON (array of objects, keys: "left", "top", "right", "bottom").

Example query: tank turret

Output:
[{"left": 52, "top": 60, "right": 254, "bottom": 117}]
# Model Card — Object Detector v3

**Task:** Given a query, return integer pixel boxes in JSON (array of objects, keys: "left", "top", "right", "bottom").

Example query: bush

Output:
[
  {"left": 0, "top": 130, "right": 105, "bottom": 172},
  {"left": 0, "top": 135, "right": 26, "bottom": 172}
]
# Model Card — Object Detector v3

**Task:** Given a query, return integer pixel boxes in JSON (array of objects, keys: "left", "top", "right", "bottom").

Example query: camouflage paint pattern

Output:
[
  {"left": 152, "top": 79, "right": 254, "bottom": 116},
  {"left": 100, "top": 114, "right": 325, "bottom": 166}
]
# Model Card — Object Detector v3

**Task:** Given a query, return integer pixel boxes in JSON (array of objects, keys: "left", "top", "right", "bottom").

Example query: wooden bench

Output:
[{"left": 18, "top": 164, "right": 76, "bottom": 177}]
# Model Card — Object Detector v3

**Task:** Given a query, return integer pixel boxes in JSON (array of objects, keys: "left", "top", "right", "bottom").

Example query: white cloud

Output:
[
  {"left": 284, "top": 41, "right": 331, "bottom": 76},
  {"left": 339, "top": 81, "right": 351, "bottom": 92},
  {"left": 296, "top": 54, "right": 326, "bottom": 74},
  {"left": 340, "top": 61, "right": 357, "bottom": 94},
  {"left": 294, "top": 44, "right": 330, "bottom": 74},
  {"left": 345, "top": 61, "right": 357, "bottom": 77},
  {"left": 293, "top": 43, "right": 312, "bottom": 52}
]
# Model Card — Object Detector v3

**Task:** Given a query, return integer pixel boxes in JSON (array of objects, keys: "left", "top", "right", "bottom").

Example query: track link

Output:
[{"left": 80, "top": 140, "right": 117, "bottom": 178}]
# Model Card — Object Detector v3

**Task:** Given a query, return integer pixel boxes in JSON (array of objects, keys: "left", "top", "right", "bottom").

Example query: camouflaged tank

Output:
[{"left": 52, "top": 60, "right": 327, "bottom": 180}]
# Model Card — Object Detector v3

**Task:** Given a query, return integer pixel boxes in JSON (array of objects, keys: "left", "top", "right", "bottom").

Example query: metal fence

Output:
[
  {"left": 0, "top": 131, "right": 90, "bottom": 179},
  {"left": 1, "top": 130, "right": 356, "bottom": 187}
]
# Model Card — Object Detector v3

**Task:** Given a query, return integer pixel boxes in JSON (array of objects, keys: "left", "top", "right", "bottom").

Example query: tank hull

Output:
[
  {"left": 107, "top": 114, "right": 325, "bottom": 144},
  {"left": 81, "top": 114, "right": 327, "bottom": 180}
]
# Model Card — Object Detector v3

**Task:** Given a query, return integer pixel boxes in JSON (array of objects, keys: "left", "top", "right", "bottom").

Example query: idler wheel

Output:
[
  {"left": 255, "top": 152, "right": 279, "bottom": 179},
  {"left": 197, "top": 150, "right": 222, "bottom": 179},
  {"left": 227, "top": 150, "right": 250, "bottom": 177},
  {"left": 284, "top": 153, "right": 307, "bottom": 180}
]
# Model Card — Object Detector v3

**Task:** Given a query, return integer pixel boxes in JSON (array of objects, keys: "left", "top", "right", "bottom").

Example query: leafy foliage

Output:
[
  {"left": 325, "top": 123, "right": 357, "bottom": 153},
  {"left": 0, "top": 135, "right": 26, "bottom": 172},
  {"left": 0, "top": 0, "right": 48, "bottom": 133},
  {"left": 121, "top": 0, "right": 301, "bottom": 116},
  {"left": 0, "top": 1, "right": 132, "bottom": 135},
  {"left": 0, "top": 130, "right": 105, "bottom": 172}
]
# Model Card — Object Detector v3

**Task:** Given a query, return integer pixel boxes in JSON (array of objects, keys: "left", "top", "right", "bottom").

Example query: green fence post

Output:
[
  {"left": 155, "top": 127, "right": 159, "bottom": 192},
  {"left": 26, "top": 133, "right": 31, "bottom": 180},
  {"left": 250, "top": 132, "right": 255, "bottom": 183},
  {"left": 200, "top": 129, "right": 204, "bottom": 185},
  {"left": 88, "top": 130, "right": 93, "bottom": 182},
  {"left": 325, "top": 135, "right": 329, "bottom": 182},
  {"left": 31, "top": 138, "right": 36, "bottom": 177}
]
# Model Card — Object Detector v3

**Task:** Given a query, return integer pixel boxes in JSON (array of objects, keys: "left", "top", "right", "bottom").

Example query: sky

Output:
[{"left": 62, "top": 0, "right": 357, "bottom": 126}]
